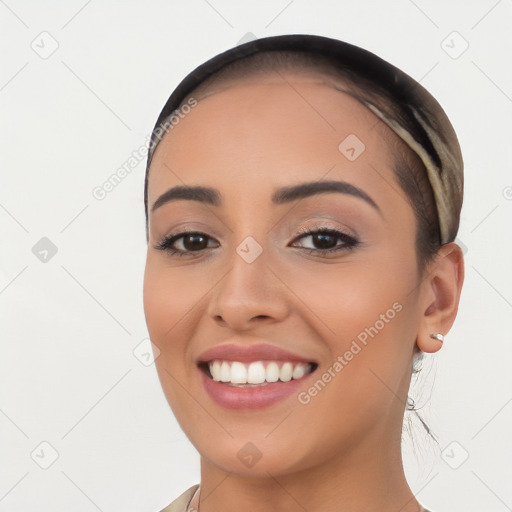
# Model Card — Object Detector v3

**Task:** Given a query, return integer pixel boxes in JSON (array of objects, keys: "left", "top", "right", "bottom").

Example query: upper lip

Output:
[{"left": 197, "top": 342, "right": 318, "bottom": 365}]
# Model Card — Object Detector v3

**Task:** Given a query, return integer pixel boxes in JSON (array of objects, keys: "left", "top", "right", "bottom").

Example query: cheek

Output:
[
  {"left": 286, "top": 250, "right": 419, "bottom": 396},
  {"left": 289, "top": 253, "right": 416, "bottom": 336},
  {"left": 288, "top": 262, "right": 418, "bottom": 435},
  {"left": 142, "top": 256, "right": 198, "bottom": 359},
  {"left": 142, "top": 257, "right": 201, "bottom": 416}
]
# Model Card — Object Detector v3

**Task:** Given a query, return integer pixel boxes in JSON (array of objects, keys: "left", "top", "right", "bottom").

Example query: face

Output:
[{"left": 143, "top": 72, "right": 426, "bottom": 478}]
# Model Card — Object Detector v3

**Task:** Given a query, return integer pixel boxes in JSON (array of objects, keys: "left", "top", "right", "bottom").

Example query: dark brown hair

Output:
[{"left": 145, "top": 48, "right": 443, "bottom": 275}]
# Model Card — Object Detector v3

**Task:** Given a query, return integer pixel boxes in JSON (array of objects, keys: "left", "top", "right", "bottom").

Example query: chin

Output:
[{"left": 194, "top": 434, "right": 317, "bottom": 479}]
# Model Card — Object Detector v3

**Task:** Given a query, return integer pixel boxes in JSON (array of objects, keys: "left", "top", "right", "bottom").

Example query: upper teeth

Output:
[{"left": 208, "top": 360, "right": 313, "bottom": 384}]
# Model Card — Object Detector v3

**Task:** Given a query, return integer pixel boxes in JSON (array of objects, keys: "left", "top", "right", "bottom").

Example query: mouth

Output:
[{"left": 198, "top": 360, "right": 319, "bottom": 387}]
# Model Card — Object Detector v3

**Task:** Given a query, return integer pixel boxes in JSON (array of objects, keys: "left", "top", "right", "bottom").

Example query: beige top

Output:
[
  {"left": 160, "top": 484, "right": 200, "bottom": 512},
  {"left": 159, "top": 484, "right": 433, "bottom": 512}
]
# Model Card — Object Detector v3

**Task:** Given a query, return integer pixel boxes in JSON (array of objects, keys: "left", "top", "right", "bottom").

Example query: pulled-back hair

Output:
[{"left": 145, "top": 45, "right": 458, "bottom": 275}]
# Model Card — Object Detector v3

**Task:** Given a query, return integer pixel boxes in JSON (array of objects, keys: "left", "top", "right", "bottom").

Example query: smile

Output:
[
  {"left": 203, "top": 360, "right": 317, "bottom": 386},
  {"left": 197, "top": 359, "right": 318, "bottom": 409}
]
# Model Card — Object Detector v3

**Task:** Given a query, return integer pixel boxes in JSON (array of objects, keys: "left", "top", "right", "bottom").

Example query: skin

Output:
[{"left": 143, "top": 71, "right": 464, "bottom": 512}]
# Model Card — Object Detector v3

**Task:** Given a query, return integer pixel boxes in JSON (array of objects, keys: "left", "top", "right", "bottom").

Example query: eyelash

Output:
[{"left": 154, "top": 226, "right": 360, "bottom": 258}]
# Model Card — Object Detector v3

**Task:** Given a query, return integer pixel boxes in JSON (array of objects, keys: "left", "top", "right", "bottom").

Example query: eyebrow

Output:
[{"left": 150, "top": 180, "right": 381, "bottom": 214}]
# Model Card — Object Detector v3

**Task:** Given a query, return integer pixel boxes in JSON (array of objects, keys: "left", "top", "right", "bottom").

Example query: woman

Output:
[{"left": 142, "top": 34, "right": 464, "bottom": 512}]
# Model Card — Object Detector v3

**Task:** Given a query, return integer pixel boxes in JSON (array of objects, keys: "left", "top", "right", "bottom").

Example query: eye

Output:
[
  {"left": 290, "top": 226, "right": 359, "bottom": 255},
  {"left": 154, "top": 226, "right": 360, "bottom": 258},
  {"left": 154, "top": 230, "right": 219, "bottom": 257}
]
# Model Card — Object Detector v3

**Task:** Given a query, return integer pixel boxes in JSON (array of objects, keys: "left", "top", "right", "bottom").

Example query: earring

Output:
[{"left": 430, "top": 333, "right": 444, "bottom": 343}]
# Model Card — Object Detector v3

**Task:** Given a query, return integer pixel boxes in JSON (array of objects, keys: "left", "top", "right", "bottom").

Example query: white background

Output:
[{"left": 1, "top": 1, "right": 511, "bottom": 511}]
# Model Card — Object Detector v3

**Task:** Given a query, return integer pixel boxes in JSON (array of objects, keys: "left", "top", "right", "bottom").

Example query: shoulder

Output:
[{"left": 159, "top": 484, "right": 200, "bottom": 512}]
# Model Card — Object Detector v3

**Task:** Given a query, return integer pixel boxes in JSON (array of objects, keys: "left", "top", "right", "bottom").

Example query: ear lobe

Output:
[{"left": 416, "top": 242, "right": 465, "bottom": 353}]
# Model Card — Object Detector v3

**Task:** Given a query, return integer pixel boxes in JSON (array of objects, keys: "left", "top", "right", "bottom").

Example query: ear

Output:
[{"left": 416, "top": 242, "right": 465, "bottom": 353}]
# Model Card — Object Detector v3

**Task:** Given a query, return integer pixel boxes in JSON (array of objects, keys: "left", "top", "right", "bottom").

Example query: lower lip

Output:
[{"left": 199, "top": 367, "right": 314, "bottom": 409}]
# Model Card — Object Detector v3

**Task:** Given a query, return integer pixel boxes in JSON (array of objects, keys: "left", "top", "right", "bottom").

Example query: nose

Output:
[{"left": 207, "top": 241, "right": 289, "bottom": 331}]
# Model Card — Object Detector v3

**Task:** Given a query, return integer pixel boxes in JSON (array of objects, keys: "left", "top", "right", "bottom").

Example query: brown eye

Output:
[
  {"left": 181, "top": 233, "right": 209, "bottom": 251},
  {"left": 154, "top": 231, "right": 219, "bottom": 257},
  {"left": 308, "top": 232, "right": 338, "bottom": 250},
  {"left": 291, "top": 227, "right": 359, "bottom": 255}
]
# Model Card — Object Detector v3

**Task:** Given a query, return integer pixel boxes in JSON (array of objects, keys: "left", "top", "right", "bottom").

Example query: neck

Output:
[{"left": 197, "top": 432, "right": 423, "bottom": 512}]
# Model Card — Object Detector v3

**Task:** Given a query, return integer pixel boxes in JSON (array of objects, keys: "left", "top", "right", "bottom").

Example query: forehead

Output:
[
  {"left": 186, "top": 70, "right": 379, "bottom": 128},
  {"left": 153, "top": 73, "right": 395, "bottom": 149},
  {"left": 147, "top": 74, "right": 404, "bottom": 208}
]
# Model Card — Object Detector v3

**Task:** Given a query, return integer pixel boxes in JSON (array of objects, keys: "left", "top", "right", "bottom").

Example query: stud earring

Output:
[{"left": 430, "top": 333, "right": 444, "bottom": 343}]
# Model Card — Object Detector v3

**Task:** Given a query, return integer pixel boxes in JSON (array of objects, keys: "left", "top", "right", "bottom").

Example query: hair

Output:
[{"left": 145, "top": 49, "right": 442, "bottom": 275}]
